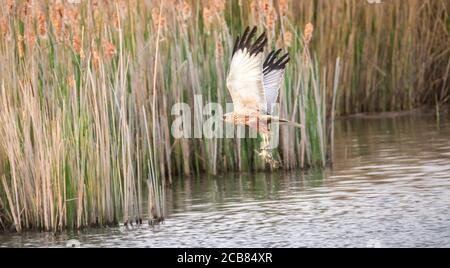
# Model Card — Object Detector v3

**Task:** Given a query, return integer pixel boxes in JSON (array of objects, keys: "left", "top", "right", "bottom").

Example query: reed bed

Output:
[
  {"left": 0, "top": 0, "right": 448, "bottom": 232},
  {"left": 291, "top": 0, "right": 450, "bottom": 114}
]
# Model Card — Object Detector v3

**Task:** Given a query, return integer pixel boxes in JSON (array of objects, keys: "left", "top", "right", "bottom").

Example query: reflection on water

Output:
[{"left": 1, "top": 114, "right": 450, "bottom": 247}]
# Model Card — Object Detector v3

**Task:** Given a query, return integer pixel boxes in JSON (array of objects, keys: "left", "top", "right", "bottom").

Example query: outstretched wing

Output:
[
  {"left": 263, "top": 49, "right": 290, "bottom": 114},
  {"left": 226, "top": 27, "right": 267, "bottom": 113}
]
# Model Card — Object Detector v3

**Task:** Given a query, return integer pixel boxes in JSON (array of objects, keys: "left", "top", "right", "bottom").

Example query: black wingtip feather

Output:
[
  {"left": 232, "top": 26, "right": 267, "bottom": 57},
  {"left": 250, "top": 32, "right": 267, "bottom": 56},
  {"left": 244, "top": 27, "right": 257, "bottom": 48},
  {"left": 263, "top": 49, "right": 290, "bottom": 75},
  {"left": 263, "top": 51, "right": 274, "bottom": 65},
  {"left": 239, "top": 26, "right": 250, "bottom": 50},
  {"left": 232, "top": 35, "right": 240, "bottom": 55}
]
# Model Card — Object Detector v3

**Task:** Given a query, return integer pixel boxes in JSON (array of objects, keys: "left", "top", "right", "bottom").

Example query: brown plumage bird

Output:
[{"left": 223, "top": 26, "right": 302, "bottom": 163}]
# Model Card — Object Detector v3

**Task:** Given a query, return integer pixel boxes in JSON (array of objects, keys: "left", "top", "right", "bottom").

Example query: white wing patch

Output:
[
  {"left": 226, "top": 27, "right": 268, "bottom": 114},
  {"left": 226, "top": 49, "right": 266, "bottom": 113}
]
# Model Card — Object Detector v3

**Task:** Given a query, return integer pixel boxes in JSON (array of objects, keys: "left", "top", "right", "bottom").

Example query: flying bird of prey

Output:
[{"left": 223, "top": 26, "right": 302, "bottom": 164}]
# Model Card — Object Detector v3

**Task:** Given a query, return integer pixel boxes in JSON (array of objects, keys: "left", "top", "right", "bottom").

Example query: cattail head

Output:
[
  {"left": 202, "top": 7, "right": 213, "bottom": 33},
  {"left": 92, "top": 0, "right": 101, "bottom": 22},
  {"left": 215, "top": 37, "right": 224, "bottom": 60},
  {"left": 54, "top": 2, "right": 65, "bottom": 19},
  {"left": 283, "top": 31, "right": 292, "bottom": 47},
  {"left": 151, "top": 7, "right": 166, "bottom": 30},
  {"left": 103, "top": 40, "right": 116, "bottom": 60},
  {"left": 67, "top": 74, "right": 76, "bottom": 89},
  {"left": 266, "top": 7, "right": 277, "bottom": 33},
  {"left": 62, "top": 29, "right": 71, "bottom": 46},
  {"left": 91, "top": 47, "right": 100, "bottom": 71},
  {"left": 93, "top": 5, "right": 102, "bottom": 30},
  {"left": 279, "top": 0, "right": 289, "bottom": 18},
  {"left": 65, "top": 6, "right": 80, "bottom": 28},
  {"left": 304, "top": 23, "right": 314, "bottom": 45},
  {"left": 25, "top": 31, "right": 36, "bottom": 50},
  {"left": 176, "top": 0, "right": 191, "bottom": 30},
  {"left": 213, "top": 0, "right": 225, "bottom": 14},
  {"left": 302, "top": 23, "right": 314, "bottom": 65},
  {"left": 112, "top": 12, "right": 120, "bottom": 30},
  {"left": 250, "top": 0, "right": 259, "bottom": 23},
  {"left": 179, "top": 1, "right": 192, "bottom": 21},
  {"left": 260, "top": 0, "right": 277, "bottom": 33},
  {"left": 19, "top": 0, "right": 32, "bottom": 24},
  {"left": 72, "top": 34, "right": 84, "bottom": 58},
  {"left": 112, "top": 0, "right": 128, "bottom": 30},
  {"left": 38, "top": 11, "right": 47, "bottom": 38},
  {"left": 50, "top": 3, "right": 63, "bottom": 38}
]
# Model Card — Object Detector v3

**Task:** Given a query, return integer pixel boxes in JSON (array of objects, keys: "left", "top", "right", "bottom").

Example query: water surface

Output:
[{"left": 1, "top": 114, "right": 450, "bottom": 247}]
